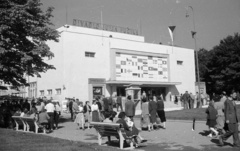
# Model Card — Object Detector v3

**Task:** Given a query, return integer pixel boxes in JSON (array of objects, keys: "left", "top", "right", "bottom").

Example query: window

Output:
[
  {"left": 85, "top": 52, "right": 95, "bottom": 58},
  {"left": 177, "top": 60, "right": 183, "bottom": 65},
  {"left": 40, "top": 90, "right": 44, "bottom": 96},
  {"left": 56, "top": 88, "right": 61, "bottom": 95},
  {"left": 47, "top": 89, "right": 52, "bottom": 95}
]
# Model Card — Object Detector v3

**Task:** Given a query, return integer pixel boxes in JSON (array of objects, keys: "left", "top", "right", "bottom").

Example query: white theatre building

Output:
[{"left": 28, "top": 20, "right": 196, "bottom": 108}]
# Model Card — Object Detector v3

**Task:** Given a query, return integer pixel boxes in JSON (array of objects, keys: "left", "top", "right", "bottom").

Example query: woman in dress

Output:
[
  {"left": 141, "top": 97, "right": 151, "bottom": 131},
  {"left": 83, "top": 101, "right": 91, "bottom": 129},
  {"left": 116, "top": 112, "right": 146, "bottom": 148},
  {"left": 91, "top": 100, "right": 100, "bottom": 122},
  {"left": 74, "top": 102, "right": 85, "bottom": 130},
  {"left": 148, "top": 96, "right": 157, "bottom": 130},
  {"left": 156, "top": 96, "right": 166, "bottom": 129}
]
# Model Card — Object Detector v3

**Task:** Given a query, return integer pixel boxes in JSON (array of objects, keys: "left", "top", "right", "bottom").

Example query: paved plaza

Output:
[{"left": 46, "top": 113, "right": 239, "bottom": 151}]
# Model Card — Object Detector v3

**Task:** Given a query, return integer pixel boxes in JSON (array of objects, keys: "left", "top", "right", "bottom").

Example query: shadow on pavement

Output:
[{"left": 199, "top": 130, "right": 210, "bottom": 136}]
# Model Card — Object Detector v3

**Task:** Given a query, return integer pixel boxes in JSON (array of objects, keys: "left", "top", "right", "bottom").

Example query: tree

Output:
[
  {"left": 196, "top": 48, "right": 210, "bottom": 82},
  {"left": 0, "top": 0, "right": 59, "bottom": 86},
  {"left": 204, "top": 33, "right": 240, "bottom": 94}
]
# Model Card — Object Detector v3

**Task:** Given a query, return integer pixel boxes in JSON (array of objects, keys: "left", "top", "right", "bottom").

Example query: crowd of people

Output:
[
  {"left": 205, "top": 91, "right": 240, "bottom": 147},
  {"left": 1, "top": 90, "right": 239, "bottom": 148},
  {"left": 66, "top": 95, "right": 148, "bottom": 147},
  {"left": 0, "top": 98, "right": 61, "bottom": 132}
]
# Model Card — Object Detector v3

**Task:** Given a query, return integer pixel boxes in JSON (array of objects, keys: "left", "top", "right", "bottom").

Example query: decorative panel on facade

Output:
[{"left": 115, "top": 53, "right": 168, "bottom": 81}]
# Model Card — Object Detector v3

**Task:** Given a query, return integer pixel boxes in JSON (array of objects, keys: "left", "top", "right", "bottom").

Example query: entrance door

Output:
[{"left": 141, "top": 87, "right": 166, "bottom": 99}]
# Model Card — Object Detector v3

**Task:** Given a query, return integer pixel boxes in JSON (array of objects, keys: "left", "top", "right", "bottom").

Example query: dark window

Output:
[
  {"left": 177, "top": 60, "right": 183, "bottom": 65},
  {"left": 85, "top": 52, "right": 95, "bottom": 58}
]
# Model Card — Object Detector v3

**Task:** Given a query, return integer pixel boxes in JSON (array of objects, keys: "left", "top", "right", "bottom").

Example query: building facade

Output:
[{"left": 28, "top": 24, "right": 196, "bottom": 104}]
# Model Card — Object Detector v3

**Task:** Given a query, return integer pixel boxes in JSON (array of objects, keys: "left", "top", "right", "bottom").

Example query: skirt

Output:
[
  {"left": 74, "top": 113, "right": 85, "bottom": 125},
  {"left": 84, "top": 111, "right": 91, "bottom": 122},
  {"left": 157, "top": 110, "right": 166, "bottom": 122},
  {"left": 150, "top": 110, "right": 157, "bottom": 123},
  {"left": 206, "top": 119, "right": 217, "bottom": 127},
  {"left": 141, "top": 114, "right": 150, "bottom": 127},
  {"left": 92, "top": 111, "right": 100, "bottom": 122}
]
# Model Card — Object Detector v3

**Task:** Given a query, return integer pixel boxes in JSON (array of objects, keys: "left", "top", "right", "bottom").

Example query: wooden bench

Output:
[
  {"left": 91, "top": 122, "right": 134, "bottom": 149},
  {"left": 21, "top": 117, "right": 46, "bottom": 134},
  {"left": 12, "top": 116, "right": 26, "bottom": 131}
]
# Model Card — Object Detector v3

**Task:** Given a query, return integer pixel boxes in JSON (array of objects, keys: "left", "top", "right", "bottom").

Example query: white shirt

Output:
[
  {"left": 45, "top": 103, "right": 55, "bottom": 113},
  {"left": 91, "top": 104, "right": 99, "bottom": 111}
]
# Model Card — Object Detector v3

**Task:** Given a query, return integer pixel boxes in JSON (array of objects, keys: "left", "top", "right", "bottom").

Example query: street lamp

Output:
[{"left": 186, "top": 6, "right": 201, "bottom": 100}]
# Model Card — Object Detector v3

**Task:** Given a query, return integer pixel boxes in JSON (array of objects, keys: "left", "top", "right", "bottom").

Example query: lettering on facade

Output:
[
  {"left": 73, "top": 19, "right": 138, "bottom": 36},
  {"left": 88, "top": 78, "right": 106, "bottom": 84}
]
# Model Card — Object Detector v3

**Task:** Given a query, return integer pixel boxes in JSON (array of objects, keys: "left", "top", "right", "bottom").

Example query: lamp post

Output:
[{"left": 186, "top": 6, "right": 201, "bottom": 100}]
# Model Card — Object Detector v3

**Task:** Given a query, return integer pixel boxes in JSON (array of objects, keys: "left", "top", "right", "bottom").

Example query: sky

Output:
[{"left": 41, "top": 0, "right": 240, "bottom": 50}]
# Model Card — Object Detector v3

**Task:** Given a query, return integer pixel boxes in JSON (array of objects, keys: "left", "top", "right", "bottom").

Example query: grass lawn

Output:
[
  {"left": 0, "top": 128, "right": 120, "bottom": 151},
  {"left": 136, "top": 105, "right": 240, "bottom": 121},
  {"left": 165, "top": 104, "right": 240, "bottom": 121}
]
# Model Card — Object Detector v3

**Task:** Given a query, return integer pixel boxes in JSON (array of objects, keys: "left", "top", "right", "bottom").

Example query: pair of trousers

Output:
[
  {"left": 54, "top": 111, "right": 60, "bottom": 128},
  {"left": 47, "top": 112, "right": 54, "bottom": 130},
  {"left": 221, "top": 123, "right": 240, "bottom": 145},
  {"left": 184, "top": 101, "right": 189, "bottom": 109},
  {"left": 116, "top": 103, "right": 123, "bottom": 111}
]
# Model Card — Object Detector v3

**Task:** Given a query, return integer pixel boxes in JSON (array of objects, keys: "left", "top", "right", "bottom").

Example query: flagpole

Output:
[{"left": 187, "top": 6, "right": 201, "bottom": 101}]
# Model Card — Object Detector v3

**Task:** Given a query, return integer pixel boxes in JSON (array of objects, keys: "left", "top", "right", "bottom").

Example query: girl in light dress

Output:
[
  {"left": 91, "top": 100, "right": 100, "bottom": 122},
  {"left": 74, "top": 102, "right": 85, "bottom": 130}
]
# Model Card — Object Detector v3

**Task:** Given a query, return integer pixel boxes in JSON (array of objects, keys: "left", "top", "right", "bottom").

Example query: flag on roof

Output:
[{"left": 168, "top": 26, "right": 176, "bottom": 43}]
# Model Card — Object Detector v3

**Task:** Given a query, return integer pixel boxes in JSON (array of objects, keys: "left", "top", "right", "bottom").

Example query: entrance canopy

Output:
[{"left": 106, "top": 80, "right": 181, "bottom": 86}]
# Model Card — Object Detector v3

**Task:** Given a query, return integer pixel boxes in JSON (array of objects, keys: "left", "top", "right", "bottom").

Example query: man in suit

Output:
[
  {"left": 125, "top": 95, "right": 135, "bottom": 121},
  {"left": 102, "top": 96, "right": 109, "bottom": 112},
  {"left": 219, "top": 91, "right": 240, "bottom": 147}
]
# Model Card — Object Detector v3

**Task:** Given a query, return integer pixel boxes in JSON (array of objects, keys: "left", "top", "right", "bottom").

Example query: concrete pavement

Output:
[{"left": 46, "top": 113, "right": 239, "bottom": 151}]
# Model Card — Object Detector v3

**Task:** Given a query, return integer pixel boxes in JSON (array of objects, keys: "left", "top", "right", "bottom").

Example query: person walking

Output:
[
  {"left": 214, "top": 92, "right": 226, "bottom": 135},
  {"left": 45, "top": 100, "right": 55, "bottom": 131},
  {"left": 72, "top": 99, "right": 79, "bottom": 121},
  {"left": 141, "top": 97, "right": 151, "bottom": 131},
  {"left": 206, "top": 100, "right": 218, "bottom": 137},
  {"left": 68, "top": 99, "right": 73, "bottom": 120},
  {"left": 74, "top": 102, "right": 85, "bottom": 130},
  {"left": 148, "top": 96, "right": 157, "bottom": 130},
  {"left": 116, "top": 95, "right": 123, "bottom": 112},
  {"left": 54, "top": 101, "right": 61, "bottom": 129},
  {"left": 156, "top": 96, "right": 166, "bottom": 129},
  {"left": 219, "top": 91, "right": 240, "bottom": 147},
  {"left": 125, "top": 95, "right": 135, "bottom": 121},
  {"left": 189, "top": 92, "right": 195, "bottom": 109},
  {"left": 182, "top": 91, "right": 190, "bottom": 109},
  {"left": 83, "top": 101, "right": 91, "bottom": 129},
  {"left": 91, "top": 100, "right": 100, "bottom": 122}
]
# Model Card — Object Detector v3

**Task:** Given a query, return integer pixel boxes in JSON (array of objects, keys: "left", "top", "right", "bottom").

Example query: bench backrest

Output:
[
  {"left": 91, "top": 122, "right": 123, "bottom": 137},
  {"left": 22, "top": 117, "right": 36, "bottom": 127},
  {"left": 12, "top": 116, "right": 24, "bottom": 125}
]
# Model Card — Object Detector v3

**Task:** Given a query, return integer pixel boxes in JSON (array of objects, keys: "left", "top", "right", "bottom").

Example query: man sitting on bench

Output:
[{"left": 38, "top": 109, "right": 50, "bottom": 132}]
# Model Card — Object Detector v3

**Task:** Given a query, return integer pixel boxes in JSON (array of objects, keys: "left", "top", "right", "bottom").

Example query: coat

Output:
[
  {"left": 224, "top": 99, "right": 238, "bottom": 123},
  {"left": 125, "top": 100, "right": 135, "bottom": 117}
]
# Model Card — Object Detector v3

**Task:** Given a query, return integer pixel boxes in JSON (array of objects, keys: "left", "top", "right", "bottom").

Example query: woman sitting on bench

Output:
[{"left": 116, "top": 112, "right": 146, "bottom": 147}]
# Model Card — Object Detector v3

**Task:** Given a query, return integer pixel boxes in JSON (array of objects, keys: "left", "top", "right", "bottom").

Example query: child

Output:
[
  {"left": 206, "top": 100, "right": 218, "bottom": 137},
  {"left": 74, "top": 102, "right": 85, "bottom": 130}
]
